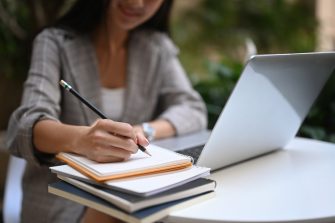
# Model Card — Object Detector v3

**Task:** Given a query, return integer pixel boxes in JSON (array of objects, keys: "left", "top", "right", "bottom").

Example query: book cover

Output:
[
  {"left": 50, "top": 165, "right": 210, "bottom": 196},
  {"left": 57, "top": 175, "right": 216, "bottom": 212},
  {"left": 56, "top": 144, "right": 193, "bottom": 182},
  {"left": 48, "top": 181, "right": 215, "bottom": 223}
]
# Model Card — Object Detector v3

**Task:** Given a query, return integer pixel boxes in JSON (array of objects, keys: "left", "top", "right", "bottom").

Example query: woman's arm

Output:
[
  {"left": 129, "top": 33, "right": 207, "bottom": 140},
  {"left": 155, "top": 40, "right": 208, "bottom": 136},
  {"left": 133, "top": 56, "right": 206, "bottom": 141},
  {"left": 34, "top": 119, "right": 148, "bottom": 162},
  {"left": 133, "top": 119, "right": 176, "bottom": 141},
  {"left": 6, "top": 29, "right": 63, "bottom": 164}
]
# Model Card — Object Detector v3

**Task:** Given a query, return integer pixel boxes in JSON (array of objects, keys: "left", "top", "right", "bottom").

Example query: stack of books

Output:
[{"left": 48, "top": 144, "right": 216, "bottom": 223}]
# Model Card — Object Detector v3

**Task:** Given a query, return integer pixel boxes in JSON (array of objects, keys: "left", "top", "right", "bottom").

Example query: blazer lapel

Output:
[
  {"left": 121, "top": 41, "right": 137, "bottom": 123},
  {"left": 121, "top": 32, "right": 158, "bottom": 124},
  {"left": 62, "top": 35, "right": 102, "bottom": 124}
]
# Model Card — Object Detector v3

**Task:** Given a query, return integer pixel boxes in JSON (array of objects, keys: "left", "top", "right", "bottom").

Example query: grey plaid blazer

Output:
[{"left": 6, "top": 28, "right": 207, "bottom": 223}]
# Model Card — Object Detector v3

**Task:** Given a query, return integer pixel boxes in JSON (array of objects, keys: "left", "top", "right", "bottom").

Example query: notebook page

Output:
[{"left": 58, "top": 144, "right": 192, "bottom": 177}]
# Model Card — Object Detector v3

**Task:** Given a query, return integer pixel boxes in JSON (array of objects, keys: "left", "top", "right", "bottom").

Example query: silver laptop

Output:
[{"left": 176, "top": 52, "right": 335, "bottom": 171}]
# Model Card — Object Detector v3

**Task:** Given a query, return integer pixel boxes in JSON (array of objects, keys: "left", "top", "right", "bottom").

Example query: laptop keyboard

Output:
[{"left": 176, "top": 144, "right": 204, "bottom": 164}]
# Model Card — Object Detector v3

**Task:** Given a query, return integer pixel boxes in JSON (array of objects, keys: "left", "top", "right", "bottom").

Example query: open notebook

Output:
[{"left": 56, "top": 144, "right": 193, "bottom": 182}]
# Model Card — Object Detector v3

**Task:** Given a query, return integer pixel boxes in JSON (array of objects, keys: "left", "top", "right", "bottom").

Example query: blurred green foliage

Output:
[
  {"left": 192, "top": 59, "right": 243, "bottom": 129},
  {"left": 0, "top": 0, "right": 72, "bottom": 129},
  {"left": 195, "top": 0, "right": 316, "bottom": 52},
  {"left": 299, "top": 73, "right": 335, "bottom": 142},
  {"left": 0, "top": 1, "right": 30, "bottom": 79},
  {"left": 173, "top": 0, "right": 316, "bottom": 77},
  {"left": 0, "top": 0, "right": 71, "bottom": 79}
]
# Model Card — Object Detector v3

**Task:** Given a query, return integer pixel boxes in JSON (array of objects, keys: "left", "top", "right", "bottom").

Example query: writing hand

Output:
[{"left": 74, "top": 119, "right": 148, "bottom": 162}]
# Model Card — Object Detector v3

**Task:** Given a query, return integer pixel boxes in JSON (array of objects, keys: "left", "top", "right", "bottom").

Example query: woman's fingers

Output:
[
  {"left": 81, "top": 119, "right": 153, "bottom": 163},
  {"left": 94, "top": 119, "right": 136, "bottom": 140},
  {"left": 136, "top": 131, "right": 149, "bottom": 147},
  {"left": 89, "top": 129, "right": 138, "bottom": 153},
  {"left": 87, "top": 146, "right": 133, "bottom": 163}
]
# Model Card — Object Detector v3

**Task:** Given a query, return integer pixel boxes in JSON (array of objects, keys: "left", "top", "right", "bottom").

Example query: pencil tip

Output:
[{"left": 145, "top": 150, "right": 152, "bottom": 156}]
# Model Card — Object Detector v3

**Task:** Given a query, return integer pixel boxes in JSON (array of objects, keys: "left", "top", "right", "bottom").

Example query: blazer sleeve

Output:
[
  {"left": 157, "top": 38, "right": 208, "bottom": 135},
  {"left": 6, "top": 29, "right": 62, "bottom": 166}
]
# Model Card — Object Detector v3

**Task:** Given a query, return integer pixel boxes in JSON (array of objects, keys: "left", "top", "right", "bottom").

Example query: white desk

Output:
[{"left": 167, "top": 137, "right": 335, "bottom": 223}]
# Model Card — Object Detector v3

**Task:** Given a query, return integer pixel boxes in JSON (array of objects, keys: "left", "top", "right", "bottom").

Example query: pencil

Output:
[{"left": 59, "top": 80, "right": 151, "bottom": 156}]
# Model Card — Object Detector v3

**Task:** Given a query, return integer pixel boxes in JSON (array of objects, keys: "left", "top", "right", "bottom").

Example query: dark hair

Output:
[{"left": 55, "top": 0, "right": 173, "bottom": 35}]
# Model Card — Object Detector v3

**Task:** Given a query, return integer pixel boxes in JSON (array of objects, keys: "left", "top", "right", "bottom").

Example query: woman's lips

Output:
[{"left": 118, "top": 4, "right": 143, "bottom": 18}]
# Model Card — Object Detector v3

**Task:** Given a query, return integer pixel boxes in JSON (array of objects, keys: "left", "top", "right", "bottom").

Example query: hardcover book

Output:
[
  {"left": 48, "top": 181, "right": 215, "bottom": 223},
  {"left": 57, "top": 175, "right": 216, "bottom": 212}
]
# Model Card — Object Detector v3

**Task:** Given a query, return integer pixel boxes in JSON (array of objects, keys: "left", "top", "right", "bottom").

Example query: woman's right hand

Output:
[
  {"left": 73, "top": 119, "right": 143, "bottom": 163},
  {"left": 33, "top": 119, "right": 149, "bottom": 163}
]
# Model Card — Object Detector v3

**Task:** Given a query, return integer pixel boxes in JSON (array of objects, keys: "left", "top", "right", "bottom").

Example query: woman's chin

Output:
[{"left": 114, "top": 19, "right": 141, "bottom": 31}]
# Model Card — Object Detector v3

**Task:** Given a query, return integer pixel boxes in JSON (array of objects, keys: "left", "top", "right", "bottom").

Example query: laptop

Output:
[{"left": 175, "top": 52, "right": 335, "bottom": 171}]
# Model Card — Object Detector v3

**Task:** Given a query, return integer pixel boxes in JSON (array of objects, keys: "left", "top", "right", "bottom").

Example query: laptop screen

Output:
[{"left": 197, "top": 52, "right": 335, "bottom": 171}]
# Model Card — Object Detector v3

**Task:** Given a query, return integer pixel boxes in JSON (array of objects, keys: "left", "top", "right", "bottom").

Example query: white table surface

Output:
[{"left": 167, "top": 137, "right": 335, "bottom": 223}]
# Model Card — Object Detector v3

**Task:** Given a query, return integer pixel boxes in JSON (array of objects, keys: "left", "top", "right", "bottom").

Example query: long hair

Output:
[{"left": 55, "top": 0, "right": 173, "bottom": 35}]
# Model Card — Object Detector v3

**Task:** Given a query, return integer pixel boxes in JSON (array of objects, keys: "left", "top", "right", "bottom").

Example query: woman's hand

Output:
[
  {"left": 74, "top": 119, "right": 149, "bottom": 162},
  {"left": 33, "top": 119, "right": 149, "bottom": 163}
]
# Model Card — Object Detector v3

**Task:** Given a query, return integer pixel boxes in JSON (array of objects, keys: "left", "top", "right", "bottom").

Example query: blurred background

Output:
[{"left": 1, "top": 0, "right": 335, "bottom": 221}]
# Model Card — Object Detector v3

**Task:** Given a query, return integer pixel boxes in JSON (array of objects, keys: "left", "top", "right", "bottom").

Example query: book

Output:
[
  {"left": 56, "top": 144, "right": 193, "bottom": 182},
  {"left": 48, "top": 181, "right": 215, "bottom": 223},
  {"left": 50, "top": 165, "right": 210, "bottom": 196},
  {"left": 57, "top": 175, "right": 216, "bottom": 213}
]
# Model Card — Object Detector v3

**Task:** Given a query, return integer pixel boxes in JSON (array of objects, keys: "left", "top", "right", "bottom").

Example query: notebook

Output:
[
  {"left": 177, "top": 52, "right": 335, "bottom": 170},
  {"left": 56, "top": 175, "right": 216, "bottom": 213},
  {"left": 50, "top": 165, "right": 210, "bottom": 196},
  {"left": 56, "top": 144, "right": 193, "bottom": 182},
  {"left": 48, "top": 181, "right": 215, "bottom": 223}
]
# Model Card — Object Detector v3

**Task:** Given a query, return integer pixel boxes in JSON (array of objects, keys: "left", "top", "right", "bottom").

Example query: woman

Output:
[{"left": 6, "top": 0, "right": 207, "bottom": 222}]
